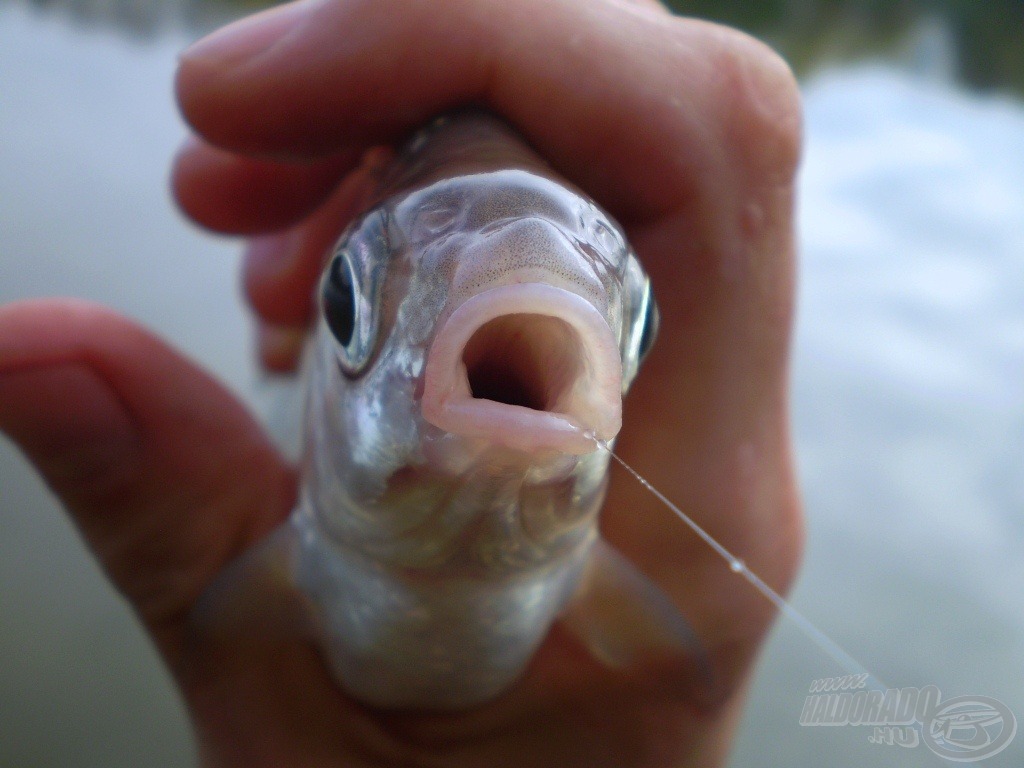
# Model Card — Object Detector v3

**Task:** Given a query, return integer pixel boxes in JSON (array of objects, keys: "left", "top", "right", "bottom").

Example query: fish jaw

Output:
[{"left": 421, "top": 283, "right": 622, "bottom": 455}]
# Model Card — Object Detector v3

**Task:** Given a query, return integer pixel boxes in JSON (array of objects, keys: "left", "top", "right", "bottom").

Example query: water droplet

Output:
[{"left": 729, "top": 559, "right": 746, "bottom": 574}]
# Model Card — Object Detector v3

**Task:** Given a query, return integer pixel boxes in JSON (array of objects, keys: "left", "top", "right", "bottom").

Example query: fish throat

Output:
[{"left": 463, "top": 314, "right": 582, "bottom": 413}]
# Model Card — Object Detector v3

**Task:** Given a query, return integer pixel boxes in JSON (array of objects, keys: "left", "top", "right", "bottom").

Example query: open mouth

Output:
[
  {"left": 463, "top": 314, "right": 582, "bottom": 412},
  {"left": 421, "top": 284, "right": 622, "bottom": 454}
]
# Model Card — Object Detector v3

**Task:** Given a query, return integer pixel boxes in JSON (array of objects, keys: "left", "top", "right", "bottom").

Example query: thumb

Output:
[{"left": 0, "top": 299, "right": 295, "bottom": 665}]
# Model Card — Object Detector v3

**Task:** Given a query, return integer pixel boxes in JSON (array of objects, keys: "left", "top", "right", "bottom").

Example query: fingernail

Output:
[
  {"left": 180, "top": 0, "right": 316, "bottom": 66},
  {"left": 258, "top": 323, "right": 308, "bottom": 373}
]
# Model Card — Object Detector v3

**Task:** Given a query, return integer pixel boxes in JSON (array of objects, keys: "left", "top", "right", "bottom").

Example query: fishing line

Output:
[
  {"left": 587, "top": 445, "right": 959, "bottom": 768},
  {"left": 588, "top": 435, "right": 888, "bottom": 691},
  {"left": 592, "top": 440, "right": 961, "bottom": 767}
]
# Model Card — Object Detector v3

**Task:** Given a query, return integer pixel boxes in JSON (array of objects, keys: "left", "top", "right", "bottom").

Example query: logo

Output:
[
  {"left": 923, "top": 696, "right": 1017, "bottom": 762},
  {"left": 799, "top": 679, "right": 1017, "bottom": 762}
]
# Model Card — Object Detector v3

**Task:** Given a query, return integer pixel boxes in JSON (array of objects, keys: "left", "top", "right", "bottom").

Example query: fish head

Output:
[{"left": 305, "top": 114, "right": 657, "bottom": 543}]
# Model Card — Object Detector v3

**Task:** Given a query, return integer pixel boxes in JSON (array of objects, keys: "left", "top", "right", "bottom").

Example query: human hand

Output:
[{"left": 0, "top": 0, "right": 803, "bottom": 765}]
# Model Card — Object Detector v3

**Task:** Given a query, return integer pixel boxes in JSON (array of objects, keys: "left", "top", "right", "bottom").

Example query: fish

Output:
[{"left": 194, "top": 111, "right": 703, "bottom": 710}]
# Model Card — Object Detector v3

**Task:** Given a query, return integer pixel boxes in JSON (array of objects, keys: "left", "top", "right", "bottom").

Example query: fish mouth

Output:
[{"left": 422, "top": 284, "right": 622, "bottom": 454}]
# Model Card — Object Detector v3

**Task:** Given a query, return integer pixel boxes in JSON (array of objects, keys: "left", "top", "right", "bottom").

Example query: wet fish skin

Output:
[{"left": 199, "top": 113, "right": 679, "bottom": 710}]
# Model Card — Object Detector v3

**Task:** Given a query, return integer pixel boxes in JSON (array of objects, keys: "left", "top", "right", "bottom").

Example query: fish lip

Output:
[{"left": 421, "top": 284, "right": 622, "bottom": 455}]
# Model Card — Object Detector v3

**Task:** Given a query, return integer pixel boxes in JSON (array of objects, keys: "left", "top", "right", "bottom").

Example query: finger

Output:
[
  {"left": 601, "top": 192, "right": 804, "bottom": 694},
  {"left": 0, "top": 300, "right": 296, "bottom": 664},
  {"left": 172, "top": 136, "right": 357, "bottom": 234},
  {"left": 257, "top": 322, "right": 308, "bottom": 373},
  {"left": 175, "top": 0, "right": 800, "bottom": 223},
  {"left": 619, "top": 0, "right": 668, "bottom": 9}
]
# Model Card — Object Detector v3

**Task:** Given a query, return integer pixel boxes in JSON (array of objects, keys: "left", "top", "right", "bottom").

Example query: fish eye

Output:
[
  {"left": 637, "top": 291, "right": 659, "bottom": 361},
  {"left": 322, "top": 249, "right": 374, "bottom": 375},
  {"left": 321, "top": 213, "right": 391, "bottom": 376},
  {"left": 324, "top": 252, "right": 357, "bottom": 347}
]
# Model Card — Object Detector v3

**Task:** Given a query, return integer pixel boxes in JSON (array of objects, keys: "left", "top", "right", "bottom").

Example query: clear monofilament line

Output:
[{"left": 593, "top": 438, "right": 888, "bottom": 691}]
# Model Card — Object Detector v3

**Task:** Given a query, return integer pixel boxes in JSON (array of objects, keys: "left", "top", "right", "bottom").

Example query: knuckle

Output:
[{"left": 707, "top": 26, "right": 804, "bottom": 188}]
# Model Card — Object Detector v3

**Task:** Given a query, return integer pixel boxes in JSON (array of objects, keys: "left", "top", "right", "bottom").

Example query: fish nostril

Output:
[{"left": 461, "top": 314, "right": 581, "bottom": 413}]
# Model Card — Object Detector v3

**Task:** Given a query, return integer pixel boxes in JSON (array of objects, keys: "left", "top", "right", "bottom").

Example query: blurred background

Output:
[{"left": 1, "top": 0, "right": 1021, "bottom": 766}]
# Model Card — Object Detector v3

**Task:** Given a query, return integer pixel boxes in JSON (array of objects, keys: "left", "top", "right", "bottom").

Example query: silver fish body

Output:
[{"left": 201, "top": 113, "right": 689, "bottom": 711}]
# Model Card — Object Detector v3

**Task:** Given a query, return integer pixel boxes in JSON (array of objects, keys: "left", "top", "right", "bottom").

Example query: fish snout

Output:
[
  {"left": 421, "top": 284, "right": 622, "bottom": 455},
  {"left": 450, "top": 217, "right": 609, "bottom": 313}
]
